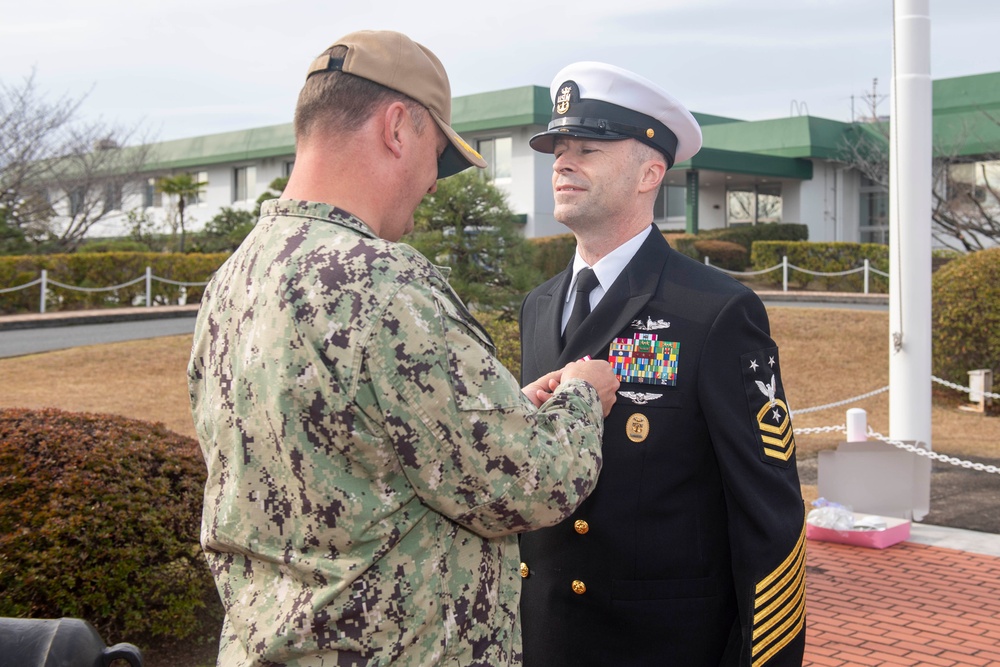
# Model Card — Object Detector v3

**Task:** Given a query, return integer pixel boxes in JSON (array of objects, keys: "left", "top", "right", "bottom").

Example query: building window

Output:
[
  {"left": 726, "top": 183, "right": 782, "bottom": 225},
  {"left": 233, "top": 166, "right": 256, "bottom": 203},
  {"left": 859, "top": 176, "right": 888, "bottom": 244},
  {"left": 476, "top": 137, "right": 512, "bottom": 182},
  {"left": 189, "top": 171, "right": 208, "bottom": 205},
  {"left": 946, "top": 160, "right": 1000, "bottom": 212},
  {"left": 144, "top": 178, "right": 162, "bottom": 208},
  {"left": 104, "top": 182, "right": 122, "bottom": 212},
  {"left": 68, "top": 187, "right": 86, "bottom": 217},
  {"left": 653, "top": 184, "right": 687, "bottom": 221}
]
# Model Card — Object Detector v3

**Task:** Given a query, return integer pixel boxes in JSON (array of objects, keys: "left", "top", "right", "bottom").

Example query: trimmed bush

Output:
[
  {"left": 693, "top": 239, "right": 748, "bottom": 271},
  {"left": 751, "top": 241, "right": 889, "bottom": 292},
  {"left": 0, "top": 408, "right": 220, "bottom": 643},
  {"left": 700, "top": 223, "right": 809, "bottom": 253},
  {"left": 666, "top": 233, "right": 699, "bottom": 259},
  {"left": 931, "top": 248, "right": 1000, "bottom": 391},
  {"left": 476, "top": 310, "right": 522, "bottom": 382}
]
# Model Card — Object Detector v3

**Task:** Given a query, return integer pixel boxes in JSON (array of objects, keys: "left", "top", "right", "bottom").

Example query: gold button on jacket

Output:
[
  {"left": 520, "top": 562, "right": 530, "bottom": 578},
  {"left": 574, "top": 519, "right": 589, "bottom": 534},
  {"left": 571, "top": 580, "right": 586, "bottom": 595}
]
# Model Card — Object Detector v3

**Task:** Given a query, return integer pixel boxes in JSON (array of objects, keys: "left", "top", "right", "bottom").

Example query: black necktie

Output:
[{"left": 563, "top": 267, "right": 600, "bottom": 344}]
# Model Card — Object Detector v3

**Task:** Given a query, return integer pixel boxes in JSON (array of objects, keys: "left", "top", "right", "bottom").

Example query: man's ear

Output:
[
  {"left": 637, "top": 159, "right": 666, "bottom": 194},
  {"left": 382, "top": 101, "right": 408, "bottom": 159}
]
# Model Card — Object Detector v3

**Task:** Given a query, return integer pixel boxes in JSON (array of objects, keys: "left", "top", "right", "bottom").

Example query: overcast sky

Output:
[{"left": 3, "top": 0, "right": 998, "bottom": 143}]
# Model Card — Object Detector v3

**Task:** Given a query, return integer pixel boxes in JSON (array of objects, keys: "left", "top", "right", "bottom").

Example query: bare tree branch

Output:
[
  {"left": 840, "top": 112, "right": 1000, "bottom": 251},
  {"left": 1, "top": 70, "right": 156, "bottom": 252}
]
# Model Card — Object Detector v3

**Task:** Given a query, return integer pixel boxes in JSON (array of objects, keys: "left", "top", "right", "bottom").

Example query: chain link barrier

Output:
[
  {"left": 932, "top": 374, "right": 1000, "bottom": 400},
  {"left": 794, "top": 412, "right": 1000, "bottom": 476},
  {"left": 791, "top": 386, "right": 890, "bottom": 415}
]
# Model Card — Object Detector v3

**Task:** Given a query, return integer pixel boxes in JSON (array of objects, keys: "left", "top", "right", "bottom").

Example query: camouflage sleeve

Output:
[{"left": 363, "top": 279, "right": 604, "bottom": 538}]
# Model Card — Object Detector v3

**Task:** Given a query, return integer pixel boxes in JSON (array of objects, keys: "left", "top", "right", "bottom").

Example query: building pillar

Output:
[{"left": 685, "top": 170, "right": 699, "bottom": 234}]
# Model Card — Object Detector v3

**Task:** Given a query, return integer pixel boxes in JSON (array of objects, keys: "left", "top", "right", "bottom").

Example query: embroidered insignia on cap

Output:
[
  {"left": 742, "top": 347, "right": 795, "bottom": 467},
  {"left": 556, "top": 85, "right": 573, "bottom": 115},
  {"left": 646, "top": 128, "right": 655, "bottom": 139},
  {"left": 609, "top": 333, "right": 679, "bottom": 386}
]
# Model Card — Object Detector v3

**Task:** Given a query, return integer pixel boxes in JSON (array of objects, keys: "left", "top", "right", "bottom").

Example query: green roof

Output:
[
  {"left": 451, "top": 85, "right": 551, "bottom": 133},
  {"left": 135, "top": 72, "right": 1000, "bottom": 172},
  {"left": 700, "top": 116, "right": 853, "bottom": 161},
  {"left": 678, "top": 147, "right": 813, "bottom": 180},
  {"left": 145, "top": 123, "right": 295, "bottom": 171},
  {"left": 930, "top": 72, "right": 1000, "bottom": 157}
]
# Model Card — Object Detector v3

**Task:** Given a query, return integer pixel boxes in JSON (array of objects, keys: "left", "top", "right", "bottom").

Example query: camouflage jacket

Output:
[{"left": 188, "top": 199, "right": 604, "bottom": 666}]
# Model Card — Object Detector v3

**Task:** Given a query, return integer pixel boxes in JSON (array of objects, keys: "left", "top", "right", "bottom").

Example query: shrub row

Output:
[
  {"left": 524, "top": 224, "right": 808, "bottom": 280},
  {"left": 751, "top": 241, "right": 890, "bottom": 292},
  {"left": 0, "top": 224, "right": 844, "bottom": 315},
  {"left": 0, "top": 252, "right": 228, "bottom": 314}
]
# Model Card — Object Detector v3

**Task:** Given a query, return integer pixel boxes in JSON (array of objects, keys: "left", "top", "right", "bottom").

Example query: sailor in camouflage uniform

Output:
[
  {"left": 188, "top": 32, "right": 620, "bottom": 667},
  {"left": 518, "top": 63, "right": 806, "bottom": 666}
]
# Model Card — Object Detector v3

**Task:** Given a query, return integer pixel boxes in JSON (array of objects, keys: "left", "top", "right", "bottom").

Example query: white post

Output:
[
  {"left": 846, "top": 408, "right": 868, "bottom": 442},
  {"left": 864, "top": 258, "right": 870, "bottom": 294},
  {"left": 782, "top": 256, "right": 788, "bottom": 292},
  {"left": 145, "top": 266, "right": 152, "bottom": 308},
  {"left": 889, "top": 0, "right": 933, "bottom": 452},
  {"left": 40, "top": 269, "right": 47, "bottom": 314}
]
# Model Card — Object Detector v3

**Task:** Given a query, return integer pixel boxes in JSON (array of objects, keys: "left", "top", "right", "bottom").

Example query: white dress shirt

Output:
[{"left": 561, "top": 225, "right": 653, "bottom": 333}]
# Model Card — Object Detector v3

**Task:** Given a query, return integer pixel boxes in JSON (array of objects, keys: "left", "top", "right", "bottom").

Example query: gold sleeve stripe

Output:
[
  {"left": 753, "top": 557, "right": 805, "bottom": 632},
  {"left": 754, "top": 534, "right": 806, "bottom": 611},
  {"left": 755, "top": 519, "right": 806, "bottom": 596},
  {"left": 750, "top": 520, "right": 807, "bottom": 667},
  {"left": 753, "top": 605, "right": 806, "bottom": 667}
]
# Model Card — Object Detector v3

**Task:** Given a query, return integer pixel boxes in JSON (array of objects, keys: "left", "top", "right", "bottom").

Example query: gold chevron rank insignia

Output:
[{"left": 742, "top": 347, "right": 795, "bottom": 467}]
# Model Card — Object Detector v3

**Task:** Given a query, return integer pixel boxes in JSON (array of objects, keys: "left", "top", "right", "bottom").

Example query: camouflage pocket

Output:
[{"left": 432, "top": 289, "right": 523, "bottom": 412}]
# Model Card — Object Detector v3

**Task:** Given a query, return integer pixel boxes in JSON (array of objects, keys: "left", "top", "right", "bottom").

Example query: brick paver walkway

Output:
[{"left": 806, "top": 539, "right": 1000, "bottom": 666}]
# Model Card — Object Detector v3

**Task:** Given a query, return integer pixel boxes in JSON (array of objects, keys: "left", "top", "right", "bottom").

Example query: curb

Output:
[
  {"left": 0, "top": 304, "right": 201, "bottom": 331},
  {"left": 756, "top": 291, "right": 888, "bottom": 305}
]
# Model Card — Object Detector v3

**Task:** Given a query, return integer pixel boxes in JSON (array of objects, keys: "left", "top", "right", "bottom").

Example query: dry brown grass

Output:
[
  {"left": 0, "top": 336, "right": 197, "bottom": 439},
  {"left": 1, "top": 306, "right": 998, "bottom": 460},
  {"left": 770, "top": 306, "right": 1000, "bottom": 460}
]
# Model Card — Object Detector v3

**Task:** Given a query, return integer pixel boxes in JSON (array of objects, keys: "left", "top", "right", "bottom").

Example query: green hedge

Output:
[
  {"left": 693, "top": 239, "right": 748, "bottom": 271},
  {"left": 751, "top": 241, "right": 889, "bottom": 292},
  {"left": 700, "top": 223, "right": 809, "bottom": 253},
  {"left": 0, "top": 252, "right": 227, "bottom": 314},
  {"left": 0, "top": 408, "right": 221, "bottom": 643}
]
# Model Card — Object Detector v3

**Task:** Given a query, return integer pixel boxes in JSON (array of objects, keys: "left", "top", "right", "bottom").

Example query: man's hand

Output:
[
  {"left": 522, "top": 360, "right": 620, "bottom": 417},
  {"left": 561, "top": 359, "right": 619, "bottom": 417},
  {"left": 522, "top": 369, "right": 563, "bottom": 407}
]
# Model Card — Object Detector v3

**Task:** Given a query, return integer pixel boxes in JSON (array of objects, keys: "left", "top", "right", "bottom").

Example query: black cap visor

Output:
[{"left": 529, "top": 98, "right": 679, "bottom": 168}]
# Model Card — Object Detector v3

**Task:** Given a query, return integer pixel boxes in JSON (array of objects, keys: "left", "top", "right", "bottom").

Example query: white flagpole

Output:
[{"left": 888, "top": 0, "right": 933, "bottom": 453}]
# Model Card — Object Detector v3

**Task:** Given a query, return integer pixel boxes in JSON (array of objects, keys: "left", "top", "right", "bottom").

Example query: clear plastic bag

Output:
[{"left": 806, "top": 498, "right": 855, "bottom": 530}]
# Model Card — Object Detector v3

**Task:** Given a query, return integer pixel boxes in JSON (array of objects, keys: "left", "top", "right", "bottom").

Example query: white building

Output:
[{"left": 86, "top": 71, "right": 1000, "bottom": 246}]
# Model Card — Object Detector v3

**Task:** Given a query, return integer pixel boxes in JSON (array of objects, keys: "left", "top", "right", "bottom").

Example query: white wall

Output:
[{"left": 795, "top": 161, "right": 862, "bottom": 242}]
